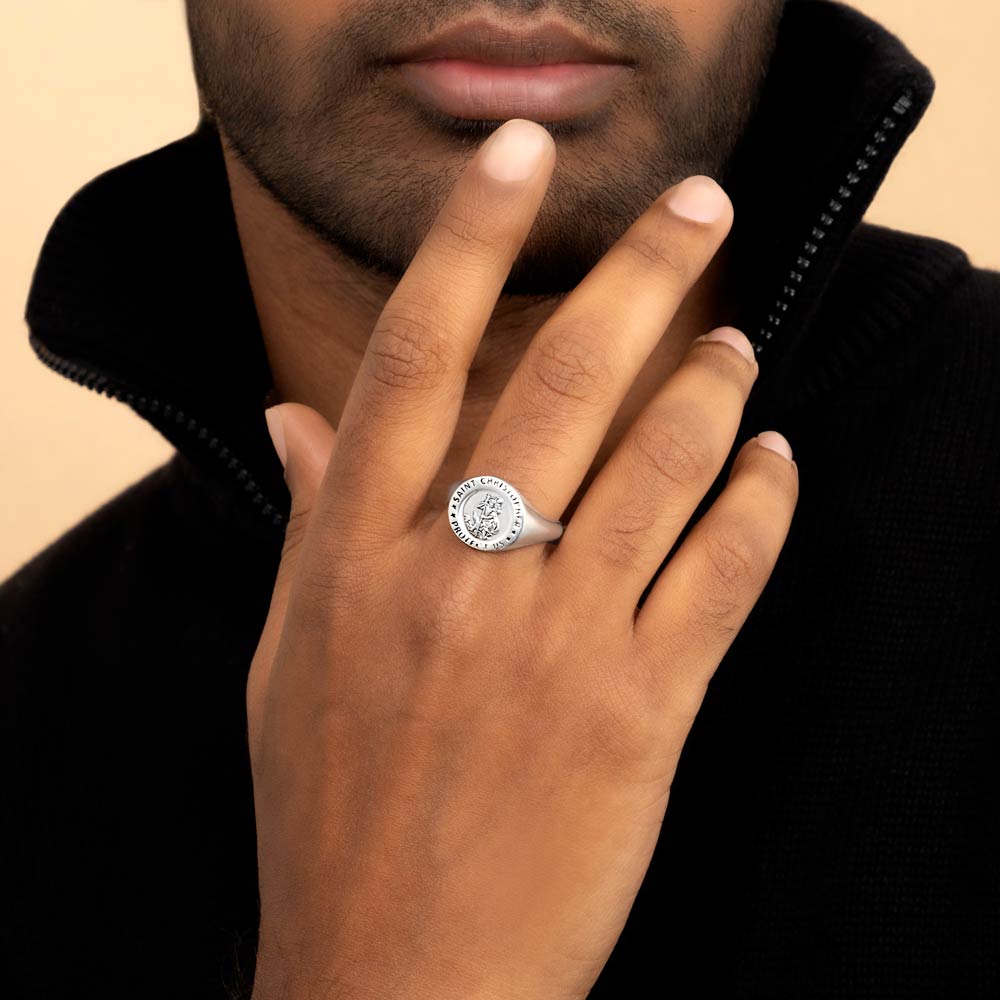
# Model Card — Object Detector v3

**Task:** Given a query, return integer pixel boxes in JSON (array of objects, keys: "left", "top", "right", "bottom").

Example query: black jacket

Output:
[{"left": 4, "top": 1, "right": 999, "bottom": 996}]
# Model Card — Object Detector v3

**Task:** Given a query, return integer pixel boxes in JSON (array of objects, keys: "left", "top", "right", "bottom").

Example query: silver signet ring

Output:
[{"left": 447, "top": 476, "right": 564, "bottom": 552}]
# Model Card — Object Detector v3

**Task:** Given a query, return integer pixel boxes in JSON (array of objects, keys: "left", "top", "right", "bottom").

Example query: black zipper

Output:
[
  {"left": 749, "top": 87, "right": 915, "bottom": 358},
  {"left": 29, "top": 334, "right": 287, "bottom": 533}
]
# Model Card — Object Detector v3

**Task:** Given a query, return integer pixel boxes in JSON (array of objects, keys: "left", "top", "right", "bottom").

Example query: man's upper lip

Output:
[{"left": 386, "top": 18, "right": 632, "bottom": 67}]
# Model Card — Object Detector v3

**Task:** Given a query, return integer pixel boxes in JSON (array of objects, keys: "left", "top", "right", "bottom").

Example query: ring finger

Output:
[{"left": 544, "top": 327, "right": 760, "bottom": 615}]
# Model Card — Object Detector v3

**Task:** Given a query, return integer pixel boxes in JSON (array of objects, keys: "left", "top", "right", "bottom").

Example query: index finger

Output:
[{"left": 313, "top": 118, "right": 556, "bottom": 543}]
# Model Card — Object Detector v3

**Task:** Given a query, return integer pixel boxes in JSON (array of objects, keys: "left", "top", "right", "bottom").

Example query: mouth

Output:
[{"left": 384, "top": 17, "right": 636, "bottom": 122}]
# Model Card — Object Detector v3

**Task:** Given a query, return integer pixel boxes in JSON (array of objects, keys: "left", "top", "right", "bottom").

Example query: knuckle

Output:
[
  {"left": 367, "top": 305, "right": 456, "bottom": 392},
  {"left": 593, "top": 526, "right": 647, "bottom": 576},
  {"left": 412, "top": 554, "right": 496, "bottom": 653},
  {"left": 693, "top": 586, "right": 745, "bottom": 640},
  {"left": 487, "top": 402, "right": 574, "bottom": 470},
  {"left": 308, "top": 499, "right": 396, "bottom": 569},
  {"left": 523, "top": 605, "right": 579, "bottom": 679},
  {"left": 619, "top": 206, "right": 692, "bottom": 285},
  {"left": 523, "top": 321, "right": 618, "bottom": 410},
  {"left": 293, "top": 559, "right": 365, "bottom": 634},
  {"left": 628, "top": 403, "right": 714, "bottom": 493},
  {"left": 593, "top": 500, "right": 661, "bottom": 574},
  {"left": 701, "top": 522, "right": 767, "bottom": 600}
]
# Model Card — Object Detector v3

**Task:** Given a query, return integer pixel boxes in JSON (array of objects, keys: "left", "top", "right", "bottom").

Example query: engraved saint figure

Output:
[{"left": 465, "top": 492, "right": 504, "bottom": 540}]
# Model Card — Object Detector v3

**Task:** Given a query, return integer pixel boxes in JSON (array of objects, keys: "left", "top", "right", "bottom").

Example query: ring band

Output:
[{"left": 447, "top": 475, "right": 564, "bottom": 552}]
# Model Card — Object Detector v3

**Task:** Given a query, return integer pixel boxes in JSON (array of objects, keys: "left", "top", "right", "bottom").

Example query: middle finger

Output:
[{"left": 458, "top": 174, "right": 734, "bottom": 529}]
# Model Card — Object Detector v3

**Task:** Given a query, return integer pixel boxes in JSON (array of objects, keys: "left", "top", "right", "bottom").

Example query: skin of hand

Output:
[{"left": 248, "top": 118, "right": 799, "bottom": 1000}]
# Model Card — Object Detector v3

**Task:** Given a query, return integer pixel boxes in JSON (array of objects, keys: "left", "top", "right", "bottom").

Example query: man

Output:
[{"left": 3, "top": 0, "right": 998, "bottom": 995}]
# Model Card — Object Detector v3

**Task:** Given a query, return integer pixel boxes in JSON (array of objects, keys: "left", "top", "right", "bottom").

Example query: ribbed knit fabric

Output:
[{"left": 3, "top": 1, "right": 999, "bottom": 997}]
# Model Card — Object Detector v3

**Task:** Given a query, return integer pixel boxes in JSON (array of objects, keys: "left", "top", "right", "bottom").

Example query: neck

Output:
[{"left": 224, "top": 146, "right": 739, "bottom": 516}]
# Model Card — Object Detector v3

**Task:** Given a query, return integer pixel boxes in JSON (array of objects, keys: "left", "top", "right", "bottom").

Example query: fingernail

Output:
[
  {"left": 666, "top": 175, "right": 730, "bottom": 224},
  {"left": 264, "top": 405, "right": 287, "bottom": 468},
  {"left": 700, "top": 326, "right": 757, "bottom": 364},
  {"left": 480, "top": 119, "right": 552, "bottom": 183},
  {"left": 757, "top": 430, "right": 793, "bottom": 462}
]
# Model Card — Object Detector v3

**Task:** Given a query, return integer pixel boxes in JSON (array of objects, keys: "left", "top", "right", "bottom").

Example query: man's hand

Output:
[{"left": 248, "top": 118, "right": 798, "bottom": 1000}]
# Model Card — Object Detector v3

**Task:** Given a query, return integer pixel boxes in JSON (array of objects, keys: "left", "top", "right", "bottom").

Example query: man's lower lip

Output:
[{"left": 389, "top": 59, "right": 633, "bottom": 121}]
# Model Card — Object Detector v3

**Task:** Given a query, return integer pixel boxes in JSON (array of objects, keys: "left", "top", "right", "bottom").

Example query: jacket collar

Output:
[{"left": 24, "top": 0, "right": 940, "bottom": 538}]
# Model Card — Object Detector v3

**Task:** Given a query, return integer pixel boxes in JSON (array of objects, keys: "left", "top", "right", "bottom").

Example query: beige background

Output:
[{"left": 2, "top": 0, "right": 998, "bottom": 581}]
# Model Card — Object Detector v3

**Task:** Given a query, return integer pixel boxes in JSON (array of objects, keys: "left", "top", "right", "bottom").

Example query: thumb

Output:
[
  {"left": 265, "top": 401, "right": 337, "bottom": 550},
  {"left": 249, "top": 402, "right": 337, "bottom": 733}
]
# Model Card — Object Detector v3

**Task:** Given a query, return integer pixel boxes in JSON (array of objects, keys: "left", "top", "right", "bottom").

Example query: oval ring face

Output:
[{"left": 448, "top": 476, "right": 526, "bottom": 551}]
